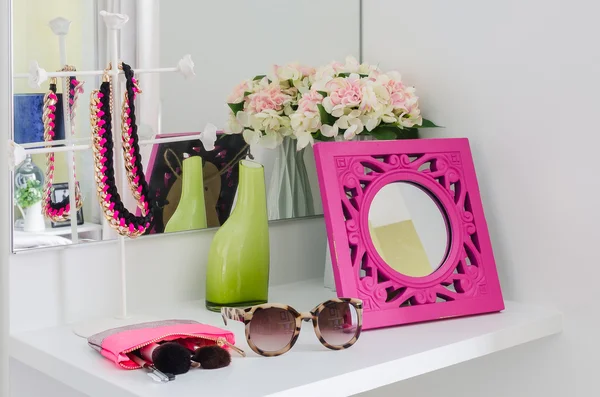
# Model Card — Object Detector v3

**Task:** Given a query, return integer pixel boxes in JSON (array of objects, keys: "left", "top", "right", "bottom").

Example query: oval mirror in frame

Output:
[{"left": 368, "top": 182, "right": 449, "bottom": 278}]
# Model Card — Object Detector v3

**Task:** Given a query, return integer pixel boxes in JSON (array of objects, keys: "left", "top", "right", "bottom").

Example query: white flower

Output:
[
  {"left": 290, "top": 112, "right": 321, "bottom": 133},
  {"left": 321, "top": 97, "right": 345, "bottom": 118},
  {"left": 293, "top": 77, "right": 311, "bottom": 94},
  {"left": 310, "top": 64, "right": 337, "bottom": 88},
  {"left": 343, "top": 56, "right": 360, "bottom": 73},
  {"left": 360, "top": 80, "right": 390, "bottom": 113},
  {"left": 243, "top": 128, "right": 284, "bottom": 149},
  {"left": 337, "top": 110, "right": 364, "bottom": 140},
  {"left": 360, "top": 114, "right": 381, "bottom": 132},
  {"left": 243, "top": 129, "right": 260, "bottom": 145},
  {"left": 321, "top": 123, "right": 339, "bottom": 137},
  {"left": 224, "top": 113, "right": 243, "bottom": 134},
  {"left": 273, "top": 64, "right": 302, "bottom": 82},
  {"left": 251, "top": 109, "right": 291, "bottom": 136},
  {"left": 236, "top": 111, "right": 252, "bottom": 128},
  {"left": 399, "top": 108, "right": 423, "bottom": 128},
  {"left": 295, "top": 130, "right": 314, "bottom": 150}
]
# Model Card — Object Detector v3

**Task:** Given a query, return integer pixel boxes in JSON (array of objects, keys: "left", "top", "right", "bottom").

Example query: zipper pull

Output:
[{"left": 218, "top": 337, "right": 246, "bottom": 357}]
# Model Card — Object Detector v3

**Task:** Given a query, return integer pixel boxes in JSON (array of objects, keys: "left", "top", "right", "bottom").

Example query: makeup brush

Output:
[
  {"left": 140, "top": 342, "right": 192, "bottom": 376},
  {"left": 191, "top": 345, "right": 232, "bottom": 369},
  {"left": 128, "top": 353, "right": 173, "bottom": 383}
]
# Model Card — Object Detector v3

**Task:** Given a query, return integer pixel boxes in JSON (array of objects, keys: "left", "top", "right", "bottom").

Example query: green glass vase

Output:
[
  {"left": 164, "top": 155, "right": 207, "bottom": 233},
  {"left": 205, "top": 160, "right": 270, "bottom": 311}
]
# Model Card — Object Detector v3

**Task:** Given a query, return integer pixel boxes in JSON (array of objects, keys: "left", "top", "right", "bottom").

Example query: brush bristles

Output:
[
  {"left": 192, "top": 345, "right": 231, "bottom": 369},
  {"left": 152, "top": 342, "right": 192, "bottom": 375}
]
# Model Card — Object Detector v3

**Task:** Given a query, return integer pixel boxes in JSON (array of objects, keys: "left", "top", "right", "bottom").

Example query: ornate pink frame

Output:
[{"left": 314, "top": 138, "right": 504, "bottom": 329}]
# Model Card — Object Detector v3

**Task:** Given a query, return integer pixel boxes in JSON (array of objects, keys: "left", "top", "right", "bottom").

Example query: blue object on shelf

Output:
[{"left": 13, "top": 93, "right": 65, "bottom": 144}]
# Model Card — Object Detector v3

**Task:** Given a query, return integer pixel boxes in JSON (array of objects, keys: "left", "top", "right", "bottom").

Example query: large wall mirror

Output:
[{"left": 10, "top": 0, "right": 361, "bottom": 252}]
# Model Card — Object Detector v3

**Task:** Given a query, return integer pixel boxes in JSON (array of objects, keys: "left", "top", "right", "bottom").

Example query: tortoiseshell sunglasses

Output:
[{"left": 221, "top": 298, "right": 363, "bottom": 357}]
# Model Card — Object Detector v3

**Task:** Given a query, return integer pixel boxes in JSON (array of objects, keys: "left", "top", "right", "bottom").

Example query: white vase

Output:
[
  {"left": 23, "top": 201, "right": 45, "bottom": 232},
  {"left": 267, "top": 138, "right": 315, "bottom": 220}
]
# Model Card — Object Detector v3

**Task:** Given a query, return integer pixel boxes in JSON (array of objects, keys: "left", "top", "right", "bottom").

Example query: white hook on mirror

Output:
[
  {"left": 100, "top": 10, "right": 129, "bottom": 30},
  {"left": 28, "top": 61, "right": 48, "bottom": 89},
  {"left": 200, "top": 123, "right": 218, "bottom": 151},
  {"left": 7, "top": 141, "right": 26, "bottom": 171},
  {"left": 48, "top": 17, "right": 72, "bottom": 36},
  {"left": 178, "top": 54, "right": 195, "bottom": 79}
]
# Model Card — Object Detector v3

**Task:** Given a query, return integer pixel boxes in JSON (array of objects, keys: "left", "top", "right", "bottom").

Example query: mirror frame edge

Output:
[{"left": 1, "top": 0, "right": 12, "bottom": 392}]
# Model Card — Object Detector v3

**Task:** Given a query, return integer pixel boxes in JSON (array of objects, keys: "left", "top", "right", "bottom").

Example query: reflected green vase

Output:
[
  {"left": 164, "top": 156, "right": 207, "bottom": 233},
  {"left": 205, "top": 160, "right": 270, "bottom": 311}
]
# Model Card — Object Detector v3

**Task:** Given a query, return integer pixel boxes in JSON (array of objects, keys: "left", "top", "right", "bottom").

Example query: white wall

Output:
[
  {"left": 361, "top": 0, "right": 598, "bottom": 395},
  {"left": 158, "top": 0, "right": 360, "bottom": 133}
]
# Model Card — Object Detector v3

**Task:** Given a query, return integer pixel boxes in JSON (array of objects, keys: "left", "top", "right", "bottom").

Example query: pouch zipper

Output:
[{"left": 119, "top": 333, "right": 245, "bottom": 369}]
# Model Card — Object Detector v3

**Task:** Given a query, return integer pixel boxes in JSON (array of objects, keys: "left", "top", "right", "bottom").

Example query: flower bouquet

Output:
[
  {"left": 291, "top": 57, "right": 437, "bottom": 150},
  {"left": 225, "top": 63, "right": 315, "bottom": 149}
]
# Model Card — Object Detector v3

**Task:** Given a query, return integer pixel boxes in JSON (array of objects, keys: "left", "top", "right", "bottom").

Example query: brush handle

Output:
[
  {"left": 128, "top": 353, "right": 171, "bottom": 383},
  {"left": 139, "top": 343, "right": 161, "bottom": 363}
]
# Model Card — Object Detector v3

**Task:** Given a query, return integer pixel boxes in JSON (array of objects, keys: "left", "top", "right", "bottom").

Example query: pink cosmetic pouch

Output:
[{"left": 88, "top": 320, "right": 236, "bottom": 369}]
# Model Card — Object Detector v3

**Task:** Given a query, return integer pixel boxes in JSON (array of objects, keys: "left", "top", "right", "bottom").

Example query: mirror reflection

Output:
[
  {"left": 368, "top": 182, "right": 449, "bottom": 278},
  {"left": 11, "top": 0, "right": 360, "bottom": 251}
]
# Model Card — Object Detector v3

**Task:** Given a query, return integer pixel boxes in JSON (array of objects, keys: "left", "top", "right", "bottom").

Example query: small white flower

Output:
[
  {"left": 236, "top": 111, "right": 252, "bottom": 128},
  {"left": 360, "top": 114, "right": 381, "bottom": 131},
  {"left": 273, "top": 64, "right": 302, "bottom": 82},
  {"left": 322, "top": 97, "right": 345, "bottom": 118},
  {"left": 337, "top": 110, "right": 364, "bottom": 140},
  {"left": 243, "top": 129, "right": 261, "bottom": 145},
  {"left": 321, "top": 123, "right": 339, "bottom": 137},
  {"left": 225, "top": 114, "right": 243, "bottom": 134},
  {"left": 360, "top": 81, "right": 390, "bottom": 113},
  {"left": 295, "top": 130, "right": 314, "bottom": 150},
  {"left": 343, "top": 56, "right": 360, "bottom": 73}
]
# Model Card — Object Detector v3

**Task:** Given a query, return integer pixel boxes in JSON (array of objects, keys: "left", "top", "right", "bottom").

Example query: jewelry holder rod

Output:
[
  {"left": 20, "top": 137, "right": 91, "bottom": 148},
  {"left": 50, "top": 17, "right": 79, "bottom": 243},
  {"left": 14, "top": 132, "right": 204, "bottom": 156},
  {"left": 22, "top": 144, "right": 91, "bottom": 155},
  {"left": 13, "top": 67, "right": 180, "bottom": 80},
  {"left": 101, "top": 10, "right": 129, "bottom": 320}
]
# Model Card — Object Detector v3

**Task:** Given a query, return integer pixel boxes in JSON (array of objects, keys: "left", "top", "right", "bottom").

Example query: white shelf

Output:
[
  {"left": 15, "top": 222, "right": 102, "bottom": 236},
  {"left": 9, "top": 279, "right": 562, "bottom": 397}
]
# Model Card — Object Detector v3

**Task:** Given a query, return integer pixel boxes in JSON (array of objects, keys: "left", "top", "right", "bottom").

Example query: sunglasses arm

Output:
[{"left": 221, "top": 307, "right": 247, "bottom": 326}]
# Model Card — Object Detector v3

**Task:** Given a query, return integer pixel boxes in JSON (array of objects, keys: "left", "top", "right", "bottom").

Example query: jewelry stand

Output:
[
  {"left": 49, "top": 17, "right": 79, "bottom": 243},
  {"left": 11, "top": 10, "right": 201, "bottom": 338}
]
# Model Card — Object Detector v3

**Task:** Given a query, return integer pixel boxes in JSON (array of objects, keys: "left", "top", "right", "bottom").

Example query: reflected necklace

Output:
[
  {"left": 90, "top": 62, "right": 155, "bottom": 238},
  {"left": 42, "top": 65, "right": 84, "bottom": 222}
]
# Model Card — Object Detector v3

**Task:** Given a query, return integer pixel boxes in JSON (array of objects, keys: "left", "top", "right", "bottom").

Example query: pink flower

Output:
[
  {"left": 297, "top": 90, "right": 323, "bottom": 114},
  {"left": 227, "top": 81, "right": 250, "bottom": 103},
  {"left": 385, "top": 79, "right": 408, "bottom": 109},
  {"left": 246, "top": 83, "right": 290, "bottom": 113},
  {"left": 298, "top": 65, "right": 316, "bottom": 77},
  {"left": 327, "top": 75, "right": 362, "bottom": 108}
]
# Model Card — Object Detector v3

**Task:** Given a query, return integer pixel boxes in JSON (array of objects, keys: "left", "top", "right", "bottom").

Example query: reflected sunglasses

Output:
[{"left": 221, "top": 298, "right": 363, "bottom": 357}]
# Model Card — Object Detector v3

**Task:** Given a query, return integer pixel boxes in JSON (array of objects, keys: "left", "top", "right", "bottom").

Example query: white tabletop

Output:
[{"left": 10, "top": 279, "right": 562, "bottom": 397}]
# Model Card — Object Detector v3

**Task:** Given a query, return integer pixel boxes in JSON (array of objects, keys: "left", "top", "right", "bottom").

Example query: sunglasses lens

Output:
[
  {"left": 318, "top": 302, "right": 359, "bottom": 347},
  {"left": 249, "top": 308, "right": 296, "bottom": 353}
]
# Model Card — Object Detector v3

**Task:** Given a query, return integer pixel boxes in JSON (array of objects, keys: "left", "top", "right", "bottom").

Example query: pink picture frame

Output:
[{"left": 314, "top": 138, "right": 504, "bottom": 329}]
